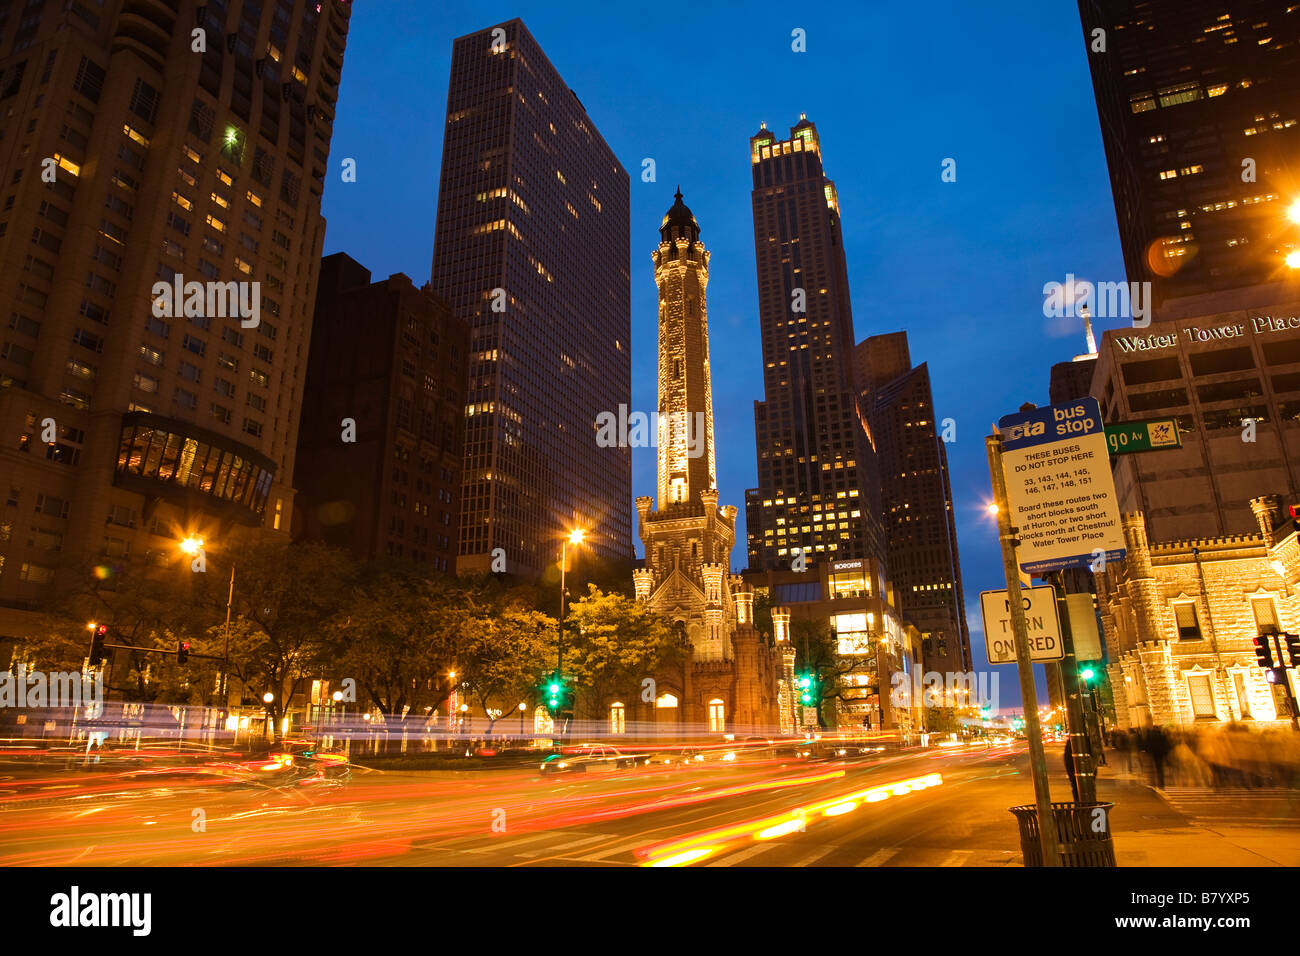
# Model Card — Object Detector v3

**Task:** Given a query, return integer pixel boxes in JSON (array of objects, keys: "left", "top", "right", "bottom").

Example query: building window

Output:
[
  {"left": 655, "top": 693, "right": 678, "bottom": 709},
  {"left": 708, "top": 698, "right": 725, "bottom": 733},
  {"left": 1185, "top": 673, "right": 1217, "bottom": 720},
  {"left": 1173, "top": 601, "right": 1202, "bottom": 641},
  {"left": 1251, "top": 597, "right": 1279, "bottom": 635},
  {"left": 609, "top": 702, "right": 625, "bottom": 735}
]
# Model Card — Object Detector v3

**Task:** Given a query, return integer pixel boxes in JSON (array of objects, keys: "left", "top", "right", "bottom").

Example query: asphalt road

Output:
[{"left": 0, "top": 742, "right": 1038, "bottom": 866}]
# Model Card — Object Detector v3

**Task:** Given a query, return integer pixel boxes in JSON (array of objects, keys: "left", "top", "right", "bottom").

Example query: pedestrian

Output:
[
  {"left": 1145, "top": 727, "right": 1171, "bottom": 789},
  {"left": 1064, "top": 737, "right": 1080, "bottom": 803}
]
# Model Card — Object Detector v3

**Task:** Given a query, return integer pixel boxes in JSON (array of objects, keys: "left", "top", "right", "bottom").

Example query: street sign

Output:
[
  {"left": 1104, "top": 418, "right": 1181, "bottom": 455},
  {"left": 1065, "top": 592, "right": 1103, "bottom": 661},
  {"left": 997, "top": 398, "right": 1126, "bottom": 575},
  {"left": 981, "top": 585, "right": 1064, "bottom": 665}
]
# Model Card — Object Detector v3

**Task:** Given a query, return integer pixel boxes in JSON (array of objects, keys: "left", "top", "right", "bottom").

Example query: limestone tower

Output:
[{"left": 633, "top": 189, "right": 739, "bottom": 663}]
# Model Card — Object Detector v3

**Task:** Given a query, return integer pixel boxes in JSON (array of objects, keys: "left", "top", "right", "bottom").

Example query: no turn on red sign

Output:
[{"left": 980, "top": 585, "right": 1064, "bottom": 665}]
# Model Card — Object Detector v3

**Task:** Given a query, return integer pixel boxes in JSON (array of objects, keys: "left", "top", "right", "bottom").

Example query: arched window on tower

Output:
[
  {"left": 609, "top": 702, "right": 625, "bottom": 735},
  {"left": 708, "top": 698, "right": 725, "bottom": 733}
]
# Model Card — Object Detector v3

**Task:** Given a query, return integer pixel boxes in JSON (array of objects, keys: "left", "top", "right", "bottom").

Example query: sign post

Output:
[
  {"left": 998, "top": 397, "right": 1125, "bottom": 807},
  {"left": 985, "top": 431, "right": 1060, "bottom": 867}
]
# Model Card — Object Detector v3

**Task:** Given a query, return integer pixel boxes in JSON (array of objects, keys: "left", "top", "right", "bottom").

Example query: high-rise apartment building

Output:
[
  {"left": 745, "top": 116, "right": 884, "bottom": 573},
  {"left": 0, "top": 0, "right": 351, "bottom": 639},
  {"left": 430, "top": 19, "right": 632, "bottom": 577},
  {"left": 293, "top": 253, "right": 468, "bottom": 570},
  {"left": 855, "top": 332, "right": 971, "bottom": 673},
  {"left": 1077, "top": 0, "right": 1300, "bottom": 308}
]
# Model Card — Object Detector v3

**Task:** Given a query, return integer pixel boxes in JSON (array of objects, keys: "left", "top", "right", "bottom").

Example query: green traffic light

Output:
[
  {"left": 1080, "top": 667, "right": 1095, "bottom": 681},
  {"left": 548, "top": 683, "right": 560, "bottom": 694}
]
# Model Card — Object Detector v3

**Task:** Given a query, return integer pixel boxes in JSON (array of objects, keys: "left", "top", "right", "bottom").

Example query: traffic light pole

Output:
[
  {"left": 986, "top": 432, "right": 1060, "bottom": 867},
  {"left": 1049, "top": 571, "right": 1097, "bottom": 804}
]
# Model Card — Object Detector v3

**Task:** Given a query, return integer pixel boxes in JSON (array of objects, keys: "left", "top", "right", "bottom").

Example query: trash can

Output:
[{"left": 1009, "top": 802, "right": 1116, "bottom": 867}]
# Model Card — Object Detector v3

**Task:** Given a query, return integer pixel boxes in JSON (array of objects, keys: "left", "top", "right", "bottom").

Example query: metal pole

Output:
[
  {"left": 219, "top": 562, "right": 234, "bottom": 705},
  {"left": 559, "top": 540, "right": 566, "bottom": 680},
  {"left": 986, "top": 432, "right": 1061, "bottom": 867},
  {"left": 1050, "top": 571, "right": 1096, "bottom": 804}
]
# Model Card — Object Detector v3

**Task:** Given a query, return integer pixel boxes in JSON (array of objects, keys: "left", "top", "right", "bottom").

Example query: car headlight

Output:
[{"left": 557, "top": 762, "right": 569, "bottom": 769}]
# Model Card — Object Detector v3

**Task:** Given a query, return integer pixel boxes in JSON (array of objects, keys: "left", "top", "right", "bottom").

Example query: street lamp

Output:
[
  {"left": 178, "top": 535, "right": 236, "bottom": 706},
  {"left": 1288, "top": 198, "right": 1300, "bottom": 226},
  {"left": 518, "top": 701, "right": 527, "bottom": 737},
  {"left": 1287, "top": 250, "right": 1300, "bottom": 270},
  {"left": 557, "top": 527, "right": 587, "bottom": 691}
]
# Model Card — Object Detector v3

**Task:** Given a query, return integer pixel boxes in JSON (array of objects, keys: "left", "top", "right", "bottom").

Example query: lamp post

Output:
[
  {"left": 517, "top": 701, "right": 527, "bottom": 743},
  {"left": 179, "top": 536, "right": 236, "bottom": 709},
  {"left": 557, "top": 527, "right": 586, "bottom": 684}
]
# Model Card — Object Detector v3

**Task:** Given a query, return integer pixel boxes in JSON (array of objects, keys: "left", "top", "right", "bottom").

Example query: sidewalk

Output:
[{"left": 1094, "top": 760, "right": 1300, "bottom": 866}]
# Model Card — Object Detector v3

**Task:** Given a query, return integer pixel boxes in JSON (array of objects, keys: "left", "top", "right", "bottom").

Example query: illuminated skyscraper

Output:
[
  {"left": 0, "top": 0, "right": 352, "bottom": 642},
  {"left": 744, "top": 116, "right": 885, "bottom": 574},
  {"left": 430, "top": 19, "right": 632, "bottom": 577},
  {"left": 855, "top": 332, "right": 970, "bottom": 673},
  {"left": 1078, "top": 0, "right": 1300, "bottom": 307}
]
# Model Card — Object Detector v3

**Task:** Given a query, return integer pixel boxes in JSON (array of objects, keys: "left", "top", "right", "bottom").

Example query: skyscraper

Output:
[
  {"left": 855, "top": 332, "right": 971, "bottom": 673},
  {"left": 1077, "top": 0, "right": 1300, "bottom": 307},
  {"left": 0, "top": 0, "right": 351, "bottom": 639},
  {"left": 430, "top": 19, "right": 632, "bottom": 577},
  {"left": 745, "top": 116, "right": 884, "bottom": 573},
  {"left": 293, "top": 253, "right": 468, "bottom": 570}
]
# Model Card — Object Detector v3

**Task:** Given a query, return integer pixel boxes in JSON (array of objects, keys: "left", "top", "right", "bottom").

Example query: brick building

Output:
[
  {"left": 1099, "top": 498, "right": 1298, "bottom": 729},
  {"left": 292, "top": 253, "right": 468, "bottom": 568}
]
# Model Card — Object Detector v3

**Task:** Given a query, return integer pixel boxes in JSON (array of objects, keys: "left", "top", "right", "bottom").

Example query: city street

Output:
[{"left": 3, "top": 743, "right": 1295, "bottom": 867}]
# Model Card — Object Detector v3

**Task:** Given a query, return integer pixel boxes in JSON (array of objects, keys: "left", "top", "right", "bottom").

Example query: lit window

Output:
[{"left": 123, "top": 124, "right": 150, "bottom": 147}]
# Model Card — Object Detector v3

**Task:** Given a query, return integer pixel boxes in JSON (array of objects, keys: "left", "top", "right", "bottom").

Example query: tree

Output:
[
  {"left": 562, "top": 586, "right": 687, "bottom": 713},
  {"left": 792, "top": 619, "right": 875, "bottom": 729},
  {"left": 27, "top": 553, "right": 220, "bottom": 704},
  {"left": 330, "top": 562, "right": 460, "bottom": 721},
  {"left": 457, "top": 605, "right": 556, "bottom": 734},
  {"left": 193, "top": 541, "right": 356, "bottom": 741}
]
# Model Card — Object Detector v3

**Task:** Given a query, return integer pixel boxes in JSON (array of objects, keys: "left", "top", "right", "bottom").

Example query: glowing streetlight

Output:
[
  {"left": 1288, "top": 198, "right": 1300, "bottom": 225},
  {"left": 262, "top": 692, "right": 274, "bottom": 704},
  {"left": 179, "top": 535, "right": 204, "bottom": 555},
  {"left": 332, "top": 691, "right": 343, "bottom": 703},
  {"left": 557, "top": 527, "right": 589, "bottom": 711},
  {"left": 1287, "top": 250, "right": 1300, "bottom": 270},
  {"left": 987, "top": 503, "right": 999, "bottom": 515}
]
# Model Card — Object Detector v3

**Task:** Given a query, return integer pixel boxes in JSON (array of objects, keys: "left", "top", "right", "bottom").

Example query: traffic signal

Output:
[
  {"left": 541, "top": 673, "right": 570, "bottom": 714},
  {"left": 89, "top": 624, "right": 107, "bottom": 660},
  {"left": 177, "top": 641, "right": 190, "bottom": 665},
  {"left": 796, "top": 672, "right": 817, "bottom": 706},
  {"left": 1079, "top": 666, "right": 1097, "bottom": 683},
  {"left": 1284, "top": 632, "right": 1300, "bottom": 668},
  {"left": 1253, "top": 634, "right": 1276, "bottom": 669}
]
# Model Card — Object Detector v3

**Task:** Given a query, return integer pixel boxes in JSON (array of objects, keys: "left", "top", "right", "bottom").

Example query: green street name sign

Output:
[{"left": 1104, "top": 419, "right": 1182, "bottom": 455}]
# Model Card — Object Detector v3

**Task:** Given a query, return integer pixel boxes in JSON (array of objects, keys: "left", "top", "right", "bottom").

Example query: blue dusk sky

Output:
[{"left": 320, "top": 0, "right": 1128, "bottom": 710}]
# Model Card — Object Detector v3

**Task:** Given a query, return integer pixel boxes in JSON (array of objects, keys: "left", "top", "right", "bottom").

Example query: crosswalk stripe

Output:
[
  {"left": 940, "top": 850, "right": 973, "bottom": 867},
  {"left": 706, "top": 843, "right": 779, "bottom": 867},
  {"left": 855, "top": 848, "right": 899, "bottom": 867},
  {"left": 784, "top": 844, "right": 841, "bottom": 867},
  {"left": 517, "top": 834, "right": 608, "bottom": 858},
  {"left": 465, "top": 832, "right": 557, "bottom": 854},
  {"left": 574, "top": 837, "right": 653, "bottom": 862}
]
